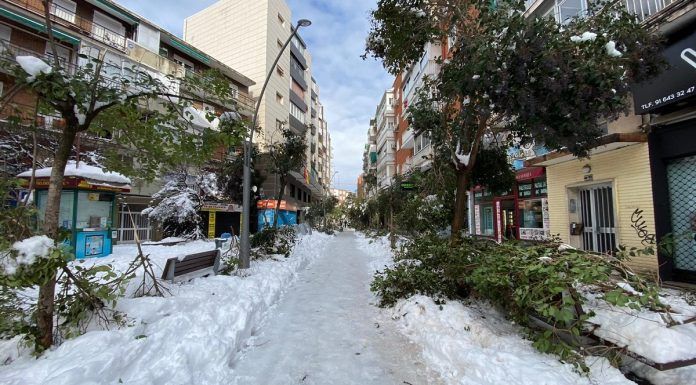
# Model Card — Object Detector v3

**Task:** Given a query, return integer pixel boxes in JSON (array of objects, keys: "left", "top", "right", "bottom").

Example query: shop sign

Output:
[
  {"left": 633, "top": 29, "right": 696, "bottom": 114},
  {"left": 207, "top": 211, "right": 216, "bottom": 238},
  {"left": 400, "top": 182, "right": 415, "bottom": 190},
  {"left": 534, "top": 180, "right": 548, "bottom": 196},
  {"left": 515, "top": 167, "right": 545, "bottom": 181},
  {"left": 495, "top": 201, "right": 502, "bottom": 243},
  {"left": 257, "top": 199, "right": 298, "bottom": 211},
  {"left": 202, "top": 203, "right": 241, "bottom": 212},
  {"left": 474, "top": 204, "right": 481, "bottom": 235},
  {"left": 518, "top": 183, "right": 533, "bottom": 198}
]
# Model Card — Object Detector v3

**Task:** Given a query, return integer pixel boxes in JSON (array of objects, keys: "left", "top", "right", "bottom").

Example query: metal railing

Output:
[
  {"left": 625, "top": 0, "right": 672, "bottom": 22},
  {"left": 8, "top": 0, "right": 128, "bottom": 50}
]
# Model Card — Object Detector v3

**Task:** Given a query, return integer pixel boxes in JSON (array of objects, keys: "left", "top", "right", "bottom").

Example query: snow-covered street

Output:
[{"left": 231, "top": 230, "right": 442, "bottom": 385}]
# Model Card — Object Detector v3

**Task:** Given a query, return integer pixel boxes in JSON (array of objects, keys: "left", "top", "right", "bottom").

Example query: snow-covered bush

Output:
[
  {"left": 250, "top": 227, "right": 297, "bottom": 257},
  {"left": 372, "top": 234, "right": 665, "bottom": 368},
  {"left": 143, "top": 172, "right": 219, "bottom": 240}
]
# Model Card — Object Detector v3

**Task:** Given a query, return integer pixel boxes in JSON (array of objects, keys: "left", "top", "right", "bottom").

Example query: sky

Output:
[{"left": 115, "top": 0, "right": 392, "bottom": 192}]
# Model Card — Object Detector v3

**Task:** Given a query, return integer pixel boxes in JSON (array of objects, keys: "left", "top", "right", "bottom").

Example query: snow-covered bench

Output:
[{"left": 160, "top": 249, "right": 221, "bottom": 282}]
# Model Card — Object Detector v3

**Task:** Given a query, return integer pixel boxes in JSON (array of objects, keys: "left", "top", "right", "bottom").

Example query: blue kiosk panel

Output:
[{"left": 258, "top": 209, "right": 298, "bottom": 231}]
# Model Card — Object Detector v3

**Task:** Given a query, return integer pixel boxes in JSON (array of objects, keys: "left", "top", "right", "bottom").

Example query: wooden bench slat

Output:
[{"left": 160, "top": 249, "right": 220, "bottom": 281}]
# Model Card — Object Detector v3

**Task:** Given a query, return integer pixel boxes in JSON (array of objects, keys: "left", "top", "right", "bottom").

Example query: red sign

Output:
[{"left": 515, "top": 167, "right": 545, "bottom": 181}]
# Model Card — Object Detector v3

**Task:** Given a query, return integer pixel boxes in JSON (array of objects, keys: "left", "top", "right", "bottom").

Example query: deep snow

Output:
[
  {"left": 0, "top": 232, "right": 331, "bottom": 384},
  {"left": 353, "top": 232, "right": 696, "bottom": 385}
]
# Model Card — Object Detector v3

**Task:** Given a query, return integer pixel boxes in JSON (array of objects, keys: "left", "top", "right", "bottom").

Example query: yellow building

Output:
[{"left": 530, "top": 138, "right": 658, "bottom": 273}]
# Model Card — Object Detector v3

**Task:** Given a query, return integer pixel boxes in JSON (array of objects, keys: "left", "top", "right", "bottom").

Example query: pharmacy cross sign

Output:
[{"left": 633, "top": 29, "right": 696, "bottom": 114}]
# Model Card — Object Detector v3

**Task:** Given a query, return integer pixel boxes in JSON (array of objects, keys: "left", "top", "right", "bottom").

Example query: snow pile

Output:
[
  {"left": 0, "top": 232, "right": 331, "bottom": 385},
  {"left": 16, "top": 56, "right": 52, "bottom": 82},
  {"left": 1, "top": 236, "right": 55, "bottom": 275},
  {"left": 355, "top": 232, "right": 396, "bottom": 274},
  {"left": 17, "top": 161, "right": 131, "bottom": 185},
  {"left": 391, "top": 295, "right": 634, "bottom": 385},
  {"left": 605, "top": 41, "right": 623, "bottom": 57},
  {"left": 570, "top": 32, "right": 597, "bottom": 43}
]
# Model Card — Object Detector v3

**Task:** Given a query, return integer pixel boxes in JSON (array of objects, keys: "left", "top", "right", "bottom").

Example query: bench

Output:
[{"left": 160, "top": 249, "right": 221, "bottom": 282}]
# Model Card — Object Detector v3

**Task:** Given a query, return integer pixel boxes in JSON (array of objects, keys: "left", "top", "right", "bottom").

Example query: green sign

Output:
[{"left": 400, "top": 182, "right": 415, "bottom": 190}]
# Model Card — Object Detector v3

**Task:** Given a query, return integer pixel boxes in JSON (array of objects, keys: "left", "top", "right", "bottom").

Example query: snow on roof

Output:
[{"left": 17, "top": 161, "right": 132, "bottom": 185}]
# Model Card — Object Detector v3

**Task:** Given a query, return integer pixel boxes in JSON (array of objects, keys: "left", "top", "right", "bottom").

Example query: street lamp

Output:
[{"left": 239, "top": 19, "right": 312, "bottom": 269}]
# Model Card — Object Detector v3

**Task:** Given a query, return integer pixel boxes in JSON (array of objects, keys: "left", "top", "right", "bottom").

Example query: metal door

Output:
[
  {"left": 117, "top": 210, "right": 152, "bottom": 243},
  {"left": 579, "top": 184, "right": 617, "bottom": 253},
  {"left": 666, "top": 155, "right": 696, "bottom": 273}
]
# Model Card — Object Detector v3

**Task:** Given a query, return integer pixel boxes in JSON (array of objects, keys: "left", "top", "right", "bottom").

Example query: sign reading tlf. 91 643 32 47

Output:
[{"left": 632, "top": 30, "right": 696, "bottom": 114}]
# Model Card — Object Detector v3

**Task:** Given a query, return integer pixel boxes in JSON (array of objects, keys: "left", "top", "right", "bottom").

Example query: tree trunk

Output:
[
  {"left": 451, "top": 168, "right": 470, "bottom": 240},
  {"left": 273, "top": 176, "right": 286, "bottom": 228},
  {"left": 36, "top": 126, "right": 77, "bottom": 350}
]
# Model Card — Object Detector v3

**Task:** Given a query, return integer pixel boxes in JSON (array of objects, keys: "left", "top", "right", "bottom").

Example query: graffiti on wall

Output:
[{"left": 631, "top": 208, "right": 656, "bottom": 246}]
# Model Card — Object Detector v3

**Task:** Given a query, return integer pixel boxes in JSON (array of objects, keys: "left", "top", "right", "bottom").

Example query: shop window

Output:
[
  {"left": 481, "top": 205, "right": 494, "bottom": 236},
  {"left": 519, "top": 199, "right": 544, "bottom": 229},
  {"left": 76, "top": 192, "right": 113, "bottom": 229}
]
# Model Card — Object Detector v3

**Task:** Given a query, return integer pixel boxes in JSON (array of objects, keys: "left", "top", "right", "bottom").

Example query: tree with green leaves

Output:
[
  {"left": 364, "top": 0, "right": 663, "bottom": 238},
  {"left": 0, "top": 0, "right": 248, "bottom": 350},
  {"left": 267, "top": 126, "right": 308, "bottom": 228}
]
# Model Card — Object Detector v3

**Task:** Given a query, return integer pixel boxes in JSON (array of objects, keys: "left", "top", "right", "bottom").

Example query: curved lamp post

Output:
[{"left": 239, "top": 19, "right": 312, "bottom": 269}]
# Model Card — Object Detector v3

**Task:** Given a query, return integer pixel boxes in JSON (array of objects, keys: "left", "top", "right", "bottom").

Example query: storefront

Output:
[
  {"left": 633, "top": 17, "right": 696, "bottom": 283},
  {"left": 256, "top": 199, "right": 298, "bottom": 231},
  {"left": 200, "top": 202, "right": 242, "bottom": 239},
  {"left": 471, "top": 167, "right": 550, "bottom": 242},
  {"left": 18, "top": 162, "right": 131, "bottom": 259}
]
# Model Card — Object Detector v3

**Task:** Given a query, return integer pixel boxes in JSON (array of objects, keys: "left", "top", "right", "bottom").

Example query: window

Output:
[
  {"left": 44, "top": 44, "right": 71, "bottom": 67},
  {"left": 51, "top": 0, "right": 76, "bottom": 23},
  {"left": 277, "top": 13, "right": 285, "bottom": 27},
  {"left": 0, "top": 24, "right": 11, "bottom": 50},
  {"left": 290, "top": 102, "right": 305, "bottom": 123},
  {"left": 276, "top": 92, "right": 284, "bottom": 105},
  {"left": 291, "top": 80, "right": 305, "bottom": 98},
  {"left": 92, "top": 10, "right": 126, "bottom": 49},
  {"left": 136, "top": 23, "right": 160, "bottom": 53},
  {"left": 173, "top": 54, "right": 195, "bottom": 72},
  {"left": 290, "top": 56, "right": 305, "bottom": 80},
  {"left": 291, "top": 35, "right": 305, "bottom": 55},
  {"left": 555, "top": 0, "right": 586, "bottom": 24},
  {"left": 276, "top": 66, "right": 285, "bottom": 77}
]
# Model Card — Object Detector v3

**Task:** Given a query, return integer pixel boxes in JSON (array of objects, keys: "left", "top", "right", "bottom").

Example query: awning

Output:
[
  {"left": 525, "top": 133, "right": 647, "bottom": 167},
  {"left": 515, "top": 167, "right": 545, "bottom": 181},
  {"left": 84, "top": 0, "right": 139, "bottom": 25},
  {"left": 168, "top": 38, "right": 210, "bottom": 64},
  {"left": 0, "top": 6, "right": 80, "bottom": 45}
]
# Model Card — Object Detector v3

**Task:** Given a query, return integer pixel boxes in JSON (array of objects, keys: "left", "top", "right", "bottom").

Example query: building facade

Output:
[
  {"left": 374, "top": 88, "right": 395, "bottom": 188},
  {"left": 524, "top": 0, "right": 694, "bottom": 280},
  {"left": 0, "top": 0, "right": 256, "bottom": 242},
  {"left": 184, "top": 0, "right": 332, "bottom": 211}
]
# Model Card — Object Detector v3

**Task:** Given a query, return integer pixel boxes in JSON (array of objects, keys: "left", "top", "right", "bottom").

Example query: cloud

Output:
[{"left": 116, "top": 0, "right": 391, "bottom": 192}]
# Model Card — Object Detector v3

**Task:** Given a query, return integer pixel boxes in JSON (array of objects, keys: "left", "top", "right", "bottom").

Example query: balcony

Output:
[
  {"left": 288, "top": 114, "right": 306, "bottom": 135},
  {"left": 625, "top": 0, "right": 672, "bottom": 22},
  {"left": 9, "top": 0, "right": 129, "bottom": 51},
  {"left": 401, "top": 127, "right": 415, "bottom": 149}
]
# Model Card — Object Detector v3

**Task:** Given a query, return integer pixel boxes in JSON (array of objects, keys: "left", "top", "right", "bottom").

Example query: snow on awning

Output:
[{"left": 17, "top": 161, "right": 132, "bottom": 192}]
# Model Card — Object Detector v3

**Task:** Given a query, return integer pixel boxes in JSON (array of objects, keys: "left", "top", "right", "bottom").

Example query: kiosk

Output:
[{"left": 18, "top": 162, "right": 131, "bottom": 259}]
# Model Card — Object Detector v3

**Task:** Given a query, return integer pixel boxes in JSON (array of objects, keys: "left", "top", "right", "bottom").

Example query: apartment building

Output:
[
  {"left": 374, "top": 88, "right": 395, "bottom": 188},
  {"left": 0, "top": 0, "right": 256, "bottom": 242},
  {"left": 330, "top": 188, "right": 351, "bottom": 205},
  {"left": 360, "top": 119, "right": 377, "bottom": 197},
  {"left": 184, "top": 0, "right": 332, "bottom": 212},
  {"left": 523, "top": 0, "right": 696, "bottom": 282},
  {"left": 394, "top": 42, "right": 443, "bottom": 176}
]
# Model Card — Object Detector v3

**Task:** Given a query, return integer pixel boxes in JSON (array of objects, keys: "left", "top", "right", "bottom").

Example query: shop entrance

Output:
[
  {"left": 666, "top": 154, "right": 696, "bottom": 274},
  {"left": 499, "top": 199, "right": 517, "bottom": 240},
  {"left": 579, "top": 184, "right": 617, "bottom": 254}
]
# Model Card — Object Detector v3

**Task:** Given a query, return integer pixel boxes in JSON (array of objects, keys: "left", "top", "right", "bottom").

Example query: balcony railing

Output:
[
  {"left": 8, "top": 0, "right": 128, "bottom": 50},
  {"left": 625, "top": 0, "right": 672, "bottom": 22}
]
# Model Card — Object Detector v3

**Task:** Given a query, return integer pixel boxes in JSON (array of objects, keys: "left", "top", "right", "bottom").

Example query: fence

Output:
[{"left": 117, "top": 210, "right": 152, "bottom": 243}]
